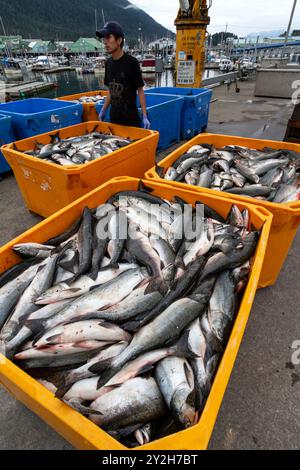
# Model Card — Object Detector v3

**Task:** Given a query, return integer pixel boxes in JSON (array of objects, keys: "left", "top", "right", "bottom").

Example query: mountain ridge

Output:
[{"left": 0, "top": 0, "right": 175, "bottom": 43}]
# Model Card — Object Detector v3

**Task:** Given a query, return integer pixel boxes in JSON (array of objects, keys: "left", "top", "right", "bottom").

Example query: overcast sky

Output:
[{"left": 131, "top": 0, "right": 300, "bottom": 37}]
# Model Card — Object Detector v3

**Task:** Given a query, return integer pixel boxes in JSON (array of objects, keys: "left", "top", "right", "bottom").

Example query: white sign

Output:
[
  {"left": 177, "top": 60, "right": 195, "bottom": 85},
  {"left": 178, "top": 51, "right": 186, "bottom": 60}
]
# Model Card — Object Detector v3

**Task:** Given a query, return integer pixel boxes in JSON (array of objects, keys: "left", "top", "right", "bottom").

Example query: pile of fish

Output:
[
  {"left": 158, "top": 144, "right": 300, "bottom": 203},
  {"left": 72, "top": 95, "right": 105, "bottom": 104},
  {"left": 0, "top": 184, "right": 260, "bottom": 447},
  {"left": 15, "top": 128, "right": 134, "bottom": 166}
]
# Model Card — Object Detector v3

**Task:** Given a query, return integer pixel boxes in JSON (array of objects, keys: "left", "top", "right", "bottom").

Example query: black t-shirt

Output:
[{"left": 104, "top": 53, "right": 144, "bottom": 126}]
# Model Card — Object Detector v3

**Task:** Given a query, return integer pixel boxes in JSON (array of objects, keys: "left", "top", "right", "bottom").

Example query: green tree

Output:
[{"left": 210, "top": 32, "right": 238, "bottom": 47}]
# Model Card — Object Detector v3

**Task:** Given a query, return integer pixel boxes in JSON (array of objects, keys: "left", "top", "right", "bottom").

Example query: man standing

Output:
[{"left": 96, "top": 22, "right": 150, "bottom": 129}]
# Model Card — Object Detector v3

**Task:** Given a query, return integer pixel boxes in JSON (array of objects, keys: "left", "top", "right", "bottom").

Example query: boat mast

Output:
[{"left": 0, "top": 15, "right": 12, "bottom": 58}]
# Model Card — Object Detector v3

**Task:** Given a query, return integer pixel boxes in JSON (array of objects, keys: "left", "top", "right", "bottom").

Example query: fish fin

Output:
[
  {"left": 201, "top": 143, "right": 213, "bottom": 153},
  {"left": 155, "top": 165, "right": 165, "bottom": 178},
  {"left": 86, "top": 269, "right": 98, "bottom": 281},
  {"left": 55, "top": 382, "right": 73, "bottom": 399},
  {"left": 31, "top": 328, "right": 47, "bottom": 346},
  {"left": 145, "top": 277, "right": 168, "bottom": 296},
  {"left": 18, "top": 312, "right": 31, "bottom": 324},
  {"left": 175, "top": 257, "right": 185, "bottom": 270},
  {"left": 109, "top": 424, "right": 143, "bottom": 440},
  {"left": 95, "top": 321, "right": 118, "bottom": 330},
  {"left": 46, "top": 287, "right": 81, "bottom": 298},
  {"left": 91, "top": 124, "right": 99, "bottom": 133},
  {"left": 64, "top": 287, "right": 82, "bottom": 294},
  {"left": 89, "top": 359, "right": 112, "bottom": 375},
  {"left": 64, "top": 399, "right": 103, "bottom": 416},
  {"left": 88, "top": 284, "right": 103, "bottom": 293},
  {"left": 58, "top": 315, "right": 85, "bottom": 325},
  {"left": 35, "top": 264, "right": 46, "bottom": 275},
  {"left": 135, "top": 363, "right": 155, "bottom": 376},
  {"left": 25, "top": 319, "right": 46, "bottom": 336},
  {"left": 203, "top": 345, "right": 214, "bottom": 368},
  {"left": 107, "top": 262, "right": 120, "bottom": 270},
  {"left": 4, "top": 346, "right": 15, "bottom": 361},
  {"left": 169, "top": 278, "right": 179, "bottom": 291},
  {"left": 96, "top": 368, "right": 117, "bottom": 389},
  {"left": 50, "top": 131, "right": 61, "bottom": 143},
  {"left": 98, "top": 262, "right": 119, "bottom": 272},
  {"left": 171, "top": 330, "right": 199, "bottom": 359},
  {"left": 97, "top": 377, "right": 121, "bottom": 390},
  {"left": 58, "top": 259, "right": 77, "bottom": 273},
  {"left": 42, "top": 333, "right": 60, "bottom": 345},
  {"left": 173, "top": 196, "right": 188, "bottom": 208},
  {"left": 121, "top": 320, "right": 140, "bottom": 333},
  {"left": 138, "top": 278, "right": 151, "bottom": 289},
  {"left": 55, "top": 238, "right": 74, "bottom": 255},
  {"left": 138, "top": 180, "right": 154, "bottom": 193}
]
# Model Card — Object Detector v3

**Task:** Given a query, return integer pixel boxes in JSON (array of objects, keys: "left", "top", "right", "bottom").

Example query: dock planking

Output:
[{"left": 4, "top": 81, "right": 57, "bottom": 99}]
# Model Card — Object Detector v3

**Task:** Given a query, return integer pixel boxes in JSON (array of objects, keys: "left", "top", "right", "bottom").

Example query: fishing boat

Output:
[
  {"left": 2, "top": 58, "right": 28, "bottom": 79},
  {"left": 141, "top": 54, "right": 156, "bottom": 73},
  {"left": 92, "top": 57, "right": 106, "bottom": 75},
  {"left": 32, "top": 56, "right": 59, "bottom": 71},
  {"left": 219, "top": 58, "right": 235, "bottom": 72}
]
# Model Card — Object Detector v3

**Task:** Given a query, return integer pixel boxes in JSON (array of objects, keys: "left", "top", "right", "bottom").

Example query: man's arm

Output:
[
  {"left": 138, "top": 87, "right": 150, "bottom": 129},
  {"left": 138, "top": 87, "right": 147, "bottom": 116},
  {"left": 99, "top": 92, "right": 111, "bottom": 121}
]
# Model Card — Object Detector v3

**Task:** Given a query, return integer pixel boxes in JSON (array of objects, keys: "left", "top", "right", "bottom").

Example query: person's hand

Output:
[
  {"left": 99, "top": 108, "right": 106, "bottom": 122},
  {"left": 143, "top": 115, "right": 151, "bottom": 130}
]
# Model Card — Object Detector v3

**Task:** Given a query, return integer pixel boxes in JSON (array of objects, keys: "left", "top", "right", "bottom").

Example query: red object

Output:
[{"left": 142, "top": 59, "right": 155, "bottom": 67}]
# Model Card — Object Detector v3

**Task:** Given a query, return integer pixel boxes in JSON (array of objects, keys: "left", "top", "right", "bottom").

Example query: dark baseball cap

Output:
[{"left": 96, "top": 21, "right": 125, "bottom": 39}]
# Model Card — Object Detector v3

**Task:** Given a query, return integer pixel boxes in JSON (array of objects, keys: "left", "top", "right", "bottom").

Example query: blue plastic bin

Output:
[
  {"left": 0, "top": 114, "right": 15, "bottom": 174},
  {"left": 96, "top": 93, "right": 184, "bottom": 151},
  {"left": 0, "top": 98, "right": 83, "bottom": 140},
  {"left": 145, "top": 87, "right": 212, "bottom": 140}
]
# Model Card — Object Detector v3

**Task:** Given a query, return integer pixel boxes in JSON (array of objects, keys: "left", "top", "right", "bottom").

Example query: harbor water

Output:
[{"left": 20, "top": 69, "right": 222, "bottom": 99}]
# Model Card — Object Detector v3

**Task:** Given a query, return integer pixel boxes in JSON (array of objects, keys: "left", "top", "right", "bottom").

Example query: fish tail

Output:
[
  {"left": 3, "top": 345, "right": 15, "bottom": 361},
  {"left": 138, "top": 180, "right": 154, "bottom": 193},
  {"left": 55, "top": 379, "right": 74, "bottom": 399},
  {"left": 86, "top": 269, "right": 99, "bottom": 281},
  {"left": 145, "top": 276, "right": 168, "bottom": 296},
  {"left": 121, "top": 319, "right": 141, "bottom": 333},
  {"left": 88, "top": 358, "right": 113, "bottom": 376},
  {"left": 26, "top": 320, "right": 47, "bottom": 340},
  {"left": 155, "top": 165, "right": 165, "bottom": 178},
  {"left": 64, "top": 399, "right": 103, "bottom": 416},
  {"left": 171, "top": 329, "right": 199, "bottom": 359},
  {"left": 99, "top": 262, "right": 119, "bottom": 272}
]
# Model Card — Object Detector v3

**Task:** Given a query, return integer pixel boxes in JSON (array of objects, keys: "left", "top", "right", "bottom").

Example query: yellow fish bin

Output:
[
  {"left": 57, "top": 91, "right": 109, "bottom": 122},
  {"left": 1, "top": 122, "right": 159, "bottom": 218},
  {"left": 145, "top": 133, "right": 300, "bottom": 288},
  {"left": 0, "top": 177, "right": 272, "bottom": 450}
]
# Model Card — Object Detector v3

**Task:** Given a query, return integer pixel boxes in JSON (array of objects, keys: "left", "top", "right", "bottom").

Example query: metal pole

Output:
[
  {"left": 282, "top": 0, "right": 298, "bottom": 58},
  {"left": 95, "top": 9, "right": 98, "bottom": 32},
  {"left": 255, "top": 35, "right": 259, "bottom": 62},
  {"left": 0, "top": 15, "right": 11, "bottom": 58}
]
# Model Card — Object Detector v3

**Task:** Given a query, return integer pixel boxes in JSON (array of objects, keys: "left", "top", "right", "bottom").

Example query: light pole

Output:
[
  {"left": 138, "top": 27, "right": 144, "bottom": 59},
  {"left": 282, "top": 0, "right": 298, "bottom": 58}
]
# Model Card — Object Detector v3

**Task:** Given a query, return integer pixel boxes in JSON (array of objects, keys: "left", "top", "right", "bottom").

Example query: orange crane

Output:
[{"left": 175, "top": 1, "right": 212, "bottom": 87}]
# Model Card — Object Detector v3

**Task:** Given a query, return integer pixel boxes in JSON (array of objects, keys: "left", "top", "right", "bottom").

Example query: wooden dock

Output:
[
  {"left": 205, "top": 64, "right": 220, "bottom": 70},
  {"left": 43, "top": 66, "right": 76, "bottom": 74},
  {"left": 4, "top": 81, "right": 57, "bottom": 99}
]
